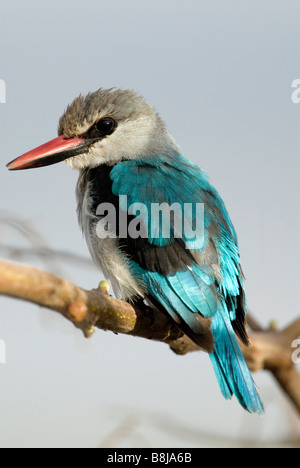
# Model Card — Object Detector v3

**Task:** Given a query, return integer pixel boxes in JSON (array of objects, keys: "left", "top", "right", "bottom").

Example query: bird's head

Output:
[{"left": 7, "top": 88, "right": 179, "bottom": 171}]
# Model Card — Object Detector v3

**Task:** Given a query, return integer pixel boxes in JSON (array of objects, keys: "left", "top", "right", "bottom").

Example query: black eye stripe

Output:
[{"left": 95, "top": 117, "right": 116, "bottom": 136}]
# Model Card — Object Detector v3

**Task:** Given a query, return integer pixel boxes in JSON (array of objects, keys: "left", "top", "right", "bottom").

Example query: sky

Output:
[{"left": 0, "top": 0, "right": 299, "bottom": 448}]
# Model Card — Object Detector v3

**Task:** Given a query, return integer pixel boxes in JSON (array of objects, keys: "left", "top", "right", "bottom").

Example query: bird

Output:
[{"left": 7, "top": 87, "right": 264, "bottom": 415}]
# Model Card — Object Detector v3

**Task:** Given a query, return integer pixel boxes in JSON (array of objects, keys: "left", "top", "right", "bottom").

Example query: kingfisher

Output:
[{"left": 7, "top": 88, "right": 264, "bottom": 414}]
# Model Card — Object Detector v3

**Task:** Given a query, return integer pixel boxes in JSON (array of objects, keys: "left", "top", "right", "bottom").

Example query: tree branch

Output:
[
  {"left": 0, "top": 259, "right": 186, "bottom": 343},
  {"left": 0, "top": 259, "right": 299, "bottom": 415}
]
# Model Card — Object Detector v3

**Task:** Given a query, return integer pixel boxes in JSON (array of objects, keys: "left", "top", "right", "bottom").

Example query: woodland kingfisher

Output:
[{"left": 7, "top": 88, "right": 264, "bottom": 415}]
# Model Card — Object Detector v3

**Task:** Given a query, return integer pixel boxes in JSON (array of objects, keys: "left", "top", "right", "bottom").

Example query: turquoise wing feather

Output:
[{"left": 109, "top": 153, "right": 264, "bottom": 415}]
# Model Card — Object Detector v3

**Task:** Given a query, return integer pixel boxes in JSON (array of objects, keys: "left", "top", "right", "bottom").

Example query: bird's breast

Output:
[{"left": 76, "top": 164, "right": 145, "bottom": 300}]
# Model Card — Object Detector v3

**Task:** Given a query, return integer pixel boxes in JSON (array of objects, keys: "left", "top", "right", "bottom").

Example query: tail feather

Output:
[
  {"left": 210, "top": 353, "right": 233, "bottom": 401},
  {"left": 209, "top": 305, "right": 264, "bottom": 415}
]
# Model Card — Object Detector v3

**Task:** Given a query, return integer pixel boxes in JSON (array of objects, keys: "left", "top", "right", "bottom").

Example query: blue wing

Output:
[{"left": 109, "top": 153, "right": 264, "bottom": 415}]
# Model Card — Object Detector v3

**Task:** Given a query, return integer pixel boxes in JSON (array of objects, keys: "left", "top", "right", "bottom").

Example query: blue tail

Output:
[{"left": 209, "top": 304, "right": 264, "bottom": 415}]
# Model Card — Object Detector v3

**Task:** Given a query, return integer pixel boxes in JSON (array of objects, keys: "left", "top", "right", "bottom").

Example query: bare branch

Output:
[
  {"left": 0, "top": 258, "right": 299, "bottom": 415},
  {"left": 0, "top": 244, "right": 95, "bottom": 269},
  {"left": 0, "top": 259, "right": 185, "bottom": 343}
]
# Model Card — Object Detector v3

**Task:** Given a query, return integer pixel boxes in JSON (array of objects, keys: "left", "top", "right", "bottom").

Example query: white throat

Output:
[{"left": 66, "top": 116, "right": 180, "bottom": 170}]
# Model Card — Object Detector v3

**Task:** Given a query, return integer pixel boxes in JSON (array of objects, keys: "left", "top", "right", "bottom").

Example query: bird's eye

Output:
[{"left": 95, "top": 117, "right": 116, "bottom": 136}]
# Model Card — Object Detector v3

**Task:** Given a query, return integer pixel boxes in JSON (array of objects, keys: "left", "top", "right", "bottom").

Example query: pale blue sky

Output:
[{"left": 0, "top": 0, "right": 299, "bottom": 447}]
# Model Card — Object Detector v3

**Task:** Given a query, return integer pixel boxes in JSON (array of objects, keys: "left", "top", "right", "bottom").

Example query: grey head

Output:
[
  {"left": 6, "top": 87, "right": 180, "bottom": 301},
  {"left": 58, "top": 88, "right": 180, "bottom": 170}
]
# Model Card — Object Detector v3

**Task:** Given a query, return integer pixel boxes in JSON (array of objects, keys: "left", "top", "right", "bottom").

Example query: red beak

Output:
[{"left": 6, "top": 135, "right": 86, "bottom": 171}]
